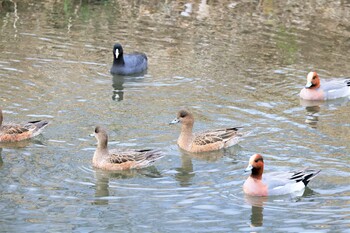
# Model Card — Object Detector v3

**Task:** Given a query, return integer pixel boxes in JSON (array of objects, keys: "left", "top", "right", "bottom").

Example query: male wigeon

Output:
[
  {"left": 0, "top": 109, "right": 49, "bottom": 142},
  {"left": 110, "top": 43, "right": 148, "bottom": 75},
  {"left": 299, "top": 71, "right": 350, "bottom": 100},
  {"left": 169, "top": 110, "right": 243, "bottom": 153},
  {"left": 243, "top": 154, "right": 320, "bottom": 196},
  {"left": 91, "top": 126, "right": 163, "bottom": 170}
]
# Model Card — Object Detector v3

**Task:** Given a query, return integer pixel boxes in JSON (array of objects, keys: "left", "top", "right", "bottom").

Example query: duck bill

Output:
[
  {"left": 244, "top": 164, "right": 253, "bottom": 172},
  {"left": 169, "top": 118, "right": 180, "bottom": 125},
  {"left": 305, "top": 81, "right": 312, "bottom": 88},
  {"left": 115, "top": 48, "right": 119, "bottom": 58},
  {"left": 89, "top": 133, "right": 95, "bottom": 137}
]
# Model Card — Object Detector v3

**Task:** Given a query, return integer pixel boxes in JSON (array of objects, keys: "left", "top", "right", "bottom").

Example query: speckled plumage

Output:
[
  {"left": 0, "top": 109, "right": 49, "bottom": 142},
  {"left": 92, "top": 126, "right": 163, "bottom": 170},
  {"left": 170, "top": 110, "right": 243, "bottom": 153}
]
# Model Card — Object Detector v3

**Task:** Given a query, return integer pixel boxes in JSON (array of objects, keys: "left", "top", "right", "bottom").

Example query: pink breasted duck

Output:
[
  {"left": 299, "top": 71, "right": 350, "bottom": 100},
  {"left": 243, "top": 154, "right": 320, "bottom": 196}
]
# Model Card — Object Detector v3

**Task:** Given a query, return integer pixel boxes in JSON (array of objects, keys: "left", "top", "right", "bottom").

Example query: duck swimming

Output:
[
  {"left": 170, "top": 110, "right": 243, "bottom": 153},
  {"left": 243, "top": 154, "right": 321, "bottom": 196},
  {"left": 91, "top": 126, "right": 163, "bottom": 170},
  {"left": 110, "top": 43, "right": 148, "bottom": 75},
  {"left": 299, "top": 71, "right": 350, "bottom": 100},
  {"left": 0, "top": 108, "right": 49, "bottom": 142}
]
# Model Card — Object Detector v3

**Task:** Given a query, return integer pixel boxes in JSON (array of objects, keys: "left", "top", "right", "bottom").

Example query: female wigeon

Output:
[
  {"left": 91, "top": 126, "right": 163, "bottom": 170},
  {"left": 243, "top": 154, "right": 320, "bottom": 196},
  {"left": 0, "top": 109, "right": 49, "bottom": 142},
  {"left": 110, "top": 43, "right": 148, "bottom": 75},
  {"left": 299, "top": 71, "right": 350, "bottom": 100},
  {"left": 169, "top": 110, "right": 243, "bottom": 153}
]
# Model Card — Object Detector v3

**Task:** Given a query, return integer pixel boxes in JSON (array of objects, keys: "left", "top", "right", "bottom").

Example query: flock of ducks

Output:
[{"left": 1, "top": 43, "right": 350, "bottom": 197}]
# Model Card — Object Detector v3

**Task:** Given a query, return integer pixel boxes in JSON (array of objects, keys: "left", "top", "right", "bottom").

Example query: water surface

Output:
[{"left": 1, "top": 0, "right": 350, "bottom": 232}]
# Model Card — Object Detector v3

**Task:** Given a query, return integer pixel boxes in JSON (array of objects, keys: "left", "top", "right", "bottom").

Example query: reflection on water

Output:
[
  {"left": 1, "top": 0, "right": 350, "bottom": 231},
  {"left": 0, "top": 140, "right": 32, "bottom": 149},
  {"left": 93, "top": 170, "right": 110, "bottom": 205},
  {"left": 305, "top": 105, "right": 320, "bottom": 128},
  {"left": 93, "top": 166, "right": 162, "bottom": 205},
  {"left": 0, "top": 138, "right": 45, "bottom": 149},
  {"left": 300, "top": 97, "right": 350, "bottom": 128},
  {"left": 245, "top": 188, "right": 318, "bottom": 228},
  {"left": 111, "top": 74, "right": 145, "bottom": 101},
  {"left": 93, "top": 169, "right": 142, "bottom": 205},
  {"left": 174, "top": 147, "right": 241, "bottom": 187},
  {"left": 179, "top": 148, "right": 225, "bottom": 162},
  {"left": 298, "top": 187, "right": 317, "bottom": 199},
  {"left": 112, "top": 75, "right": 125, "bottom": 101},
  {"left": 174, "top": 148, "right": 226, "bottom": 187},
  {"left": 251, "top": 205, "right": 264, "bottom": 227},
  {"left": 244, "top": 195, "right": 267, "bottom": 227},
  {"left": 175, "top": 153, "right": 194, "bottom": 187}
]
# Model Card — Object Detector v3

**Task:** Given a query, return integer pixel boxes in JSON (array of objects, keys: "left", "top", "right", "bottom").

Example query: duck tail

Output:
[
  {"left": 29, "top": 120, "right": 49, "bottom": 137},
  {"left": 291, "top": 169, "right": 321, "bottom": 187},
  {"left": 145, "top": 149, "right": 164, "bottom": 163},
  {"left": 303, "top": 169, "right": 321, "bottom": 186},
  {"left": 222, "top": 127, "right": 245, "bottom": 147},
  {"left": 135, "top": 149, "right": 164, "bottom": 168},
  {"left": 346, "top": 79, "right": 350, "bottom": 86}
]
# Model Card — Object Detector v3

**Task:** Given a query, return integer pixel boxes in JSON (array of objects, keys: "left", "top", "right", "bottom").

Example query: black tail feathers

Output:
[{"left": 291, "top": 169, "right": 321, "bottom": 187}]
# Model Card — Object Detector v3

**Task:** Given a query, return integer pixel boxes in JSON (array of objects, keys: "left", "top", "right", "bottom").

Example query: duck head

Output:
[
  {"left": 92, "top": 126, "right": 108, "bottom": 149},
  {"left": 113, "top": 43, "right": 124, "bottom": 60},
  {"left": 169, "top": 109, "right": 194, "bottom": 127},
  {"left": 305, "top": 72, "right": 321, "bottom": 89},
  {"left": 245, "top": 154, "right": 264, "bottom": 179}
]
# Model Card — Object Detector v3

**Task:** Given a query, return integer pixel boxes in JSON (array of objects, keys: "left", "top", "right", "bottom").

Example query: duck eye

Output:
[
  {"left": 179, "top": 111, "right": 187, "bottom": 118},
  {"left": 254, "top": 158, "right": 263, "bottom": 163}
]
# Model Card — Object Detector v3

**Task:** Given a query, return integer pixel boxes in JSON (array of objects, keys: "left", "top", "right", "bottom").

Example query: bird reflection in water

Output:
[
  {"left": 111, "top": 74, "right": 145, "bottom": 101},
  {"left": 93, "top": 170, "right": 111, "bottom": 205},
  {"left": 174, "top": 149, "right": 227, "bottom": 187},
  {"left": 92, "top": 167, "right": 162, "bottom": 205},
  {"left": 305, "top": 105, "right": 321, "bottom": 128},
  {"left": 244, "top": 187, "right": 316, "bottom": 227},
  {"left": 300, "top": 97, "right": 350, "bottom": 128},
  {"left": 0, "top": 138, "right": 45, "bottom": 169},
  {"left": 300, "top": 98, "right": 323, "bottom": 128},
  {"left": 244, "top": 195, "right": 267, "bottom": 227},
  {"left": 174, "top": 153, "right": 195, "bottom": 187}
]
